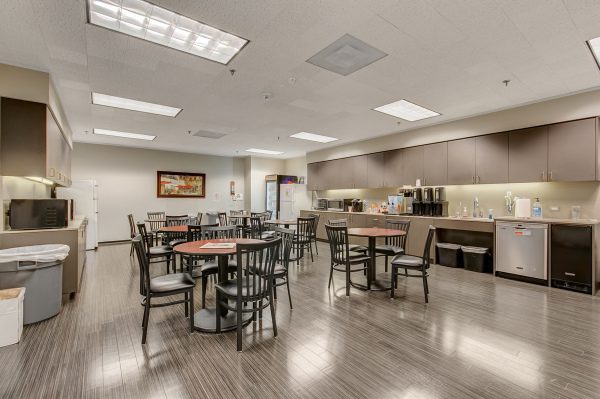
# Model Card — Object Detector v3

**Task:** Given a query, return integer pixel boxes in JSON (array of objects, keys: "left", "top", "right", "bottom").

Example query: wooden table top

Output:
[
  {"left": 144, "top": 218, "right": 166, "bottom": 223},
  {"left": 264, "top": 219, "right": 297, "bottom": 225},
  {"left": 347, "top": 227, "right": 407, "bottom": 237},
  {"left": 158, "top": 225, "right": 188, "bottom": 233},
  {"left": 174, "top": 238, "right": 263, "bottom": 255}
]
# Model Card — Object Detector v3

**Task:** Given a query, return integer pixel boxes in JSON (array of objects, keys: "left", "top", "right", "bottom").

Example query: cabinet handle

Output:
[
  {"left": 477, "top": 175, "right": 480, "bottom": 184},
  {"left": 49, "top": 168, "right": 55, "bottom": 177},
  {"left": 549, "top": 171, "right": 553, "bottom": 181},
  {"left": 471, "top": 176, "right": 475, "bottom": 184},
  {"left": 541, "top": 171, "right": 545, "bottom": 181}
]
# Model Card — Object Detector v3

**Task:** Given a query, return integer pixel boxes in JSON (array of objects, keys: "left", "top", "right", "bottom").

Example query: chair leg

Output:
[
  {"left": 286, "top": 278, "right": 293, "bottom": 309},
  {"left": 184, "top": 292, "right": 189, "bottom": 317},
  {"left": 216, "top": 296, "right": 222, "bottom": 333},
  {"left": 346, "top": 263, "right": 350, "bottom": 296},
  {"left": 405, "top": 268, "right": 408, "bottom": 277},
  {"left": 201, "top": 275, "right": 208, "bottom": 309},
  {"left": 366, "top": 261, "right": 371, "bottom": 291},
  {"left": 269, "top": 294, "right": 278, "bottom": 337},
  {"left": 189, "top": 289, "right": 195, "bottom": 333},
  {"left": 385, "top": 255, "right": 388, "bottom": 273},
  {"left": 309, "top": 243, "right": 314, "bottom": 262},
  {"left": 422, "top": 272, "right": 429, "bottom": 303},
  {"left": 328, "top": 263, "right": 334, "bottom": 289},
  {"left": 236, "top": 301, "right": 243, "bottom": 352},
  {"left": 314, "top": 238, "right": 319, "bottom": 255},
  {"left": 273, "top": 283, "right": 278, "bottom": 299},
  {"left": 142, "top": 297, "right": 151, "bottom": 344},
  {"left": 390, "top": 267, "right": 396, "bottom": 299},
  {"left": 130, "top": 242, "right": 134, "bottom": 256}
]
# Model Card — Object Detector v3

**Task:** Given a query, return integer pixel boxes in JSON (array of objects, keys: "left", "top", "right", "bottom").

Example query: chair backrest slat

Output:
[
  {"left": 274, "top": 227, "right": 294, "bottom": 270},
  {"left": 325, "top": 224, "right": 350, "bottom": 264},
  {"left": 422, "top": 226, "right": 436, "bottom": 268},
  {"left": 296, "top": 217, "right": 316, "bottom": 243},
  {"left": 236, "top": 238, "right": 282, "bottom": 302},
  {"left": 385, "top": 219, "right": 411, "bottom": 248},
  {"left": 147, "top": 211, "right": 166, "bottom": 232}
]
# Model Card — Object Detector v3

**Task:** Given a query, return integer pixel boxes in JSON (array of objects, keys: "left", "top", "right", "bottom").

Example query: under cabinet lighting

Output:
[
  {"left": 92, "top": 92, "right": 182, "bottom": 117},
  {"left": 93, "top": 128, "right": 156, "bottom": 141},
  {"left": 290, "top": 132, "right": 339, "bottom": 143},
  {"left": 87, "top": 0, "right": 249, "bottom": 64},
  {"left": 587, "top": 37, "right": 600, "bottom": 70},
  {"left": 25, "top": 177, "right": 55, "bottom": 186},
  {"left": 373, "top": 99, "right": 440, "bottom": 121},
  {"left": 246, "top": 148, "right": 284, "bottom": 155}
]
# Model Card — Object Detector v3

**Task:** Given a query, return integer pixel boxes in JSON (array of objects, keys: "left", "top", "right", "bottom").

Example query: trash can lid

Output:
[
  {"left": 461, "top": 246, "right": 489, "bottom": 254},
  {"left": 0, "top": 244, "right": 70, "bottom": 263},
  {"left": 436, "top": 243, "right": 461, "bottom": 250}
]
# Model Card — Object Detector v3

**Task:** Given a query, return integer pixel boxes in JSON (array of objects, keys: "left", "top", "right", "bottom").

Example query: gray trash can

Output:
[
  {"left": 205, "top": 212, "right": 219, "bottom": 225},
  {"left": 0, "top": 245, "right": 69, "bottom": 324}
]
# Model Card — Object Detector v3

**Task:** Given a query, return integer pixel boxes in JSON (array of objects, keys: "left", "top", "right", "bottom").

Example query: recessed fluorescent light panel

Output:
[
  {"left": 87, "top": 0, "right": 249, "bottom": 64},
  {"left": 373, "top": 99, "right": 440, "bottom": 122},
  {"left": 290, "top": 132, "right": 339, "bottom": 143},
  {"left": 587, "top": 37, "right": 600, "bottom": 69},
  {"left": 246, "top": 148, "right": 284, "bottom": 155},
  {"left": 307, "top": 34, "right": 387, "bottom": 76},
  {"left": 92, "top": 92, "right": 182, "bottom": 117},
  {"left": 93, "top": 128, "right": 156, "bottom": 141}
]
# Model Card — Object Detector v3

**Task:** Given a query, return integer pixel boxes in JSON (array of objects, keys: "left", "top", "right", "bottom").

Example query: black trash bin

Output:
[
  {"left": 436, "top": 243, "right": 462, "bottom": 267},
  {"left": 461, "top": 246, "right": 491, "bottom": 273}
]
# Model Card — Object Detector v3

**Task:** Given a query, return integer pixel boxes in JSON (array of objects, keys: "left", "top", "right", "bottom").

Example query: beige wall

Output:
[
  {"left": 71, "top": 143, "right": 247, "bottom": 242},
  {"left": 307, "top": 88, "right": 600, "bottom": 163}
]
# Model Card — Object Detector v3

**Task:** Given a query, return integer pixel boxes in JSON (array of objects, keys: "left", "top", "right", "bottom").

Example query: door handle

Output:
[
  {"left": 477, "top": 175, "right": 480, "bottom": 184},
  {"left": 472, "top": 176, "right": 475, "bottom": 184},
  {"left": 541, "top": 171, "right": 545, "bottom": 181},
  {"left": 549, "top": 171, "right": 553, "bottom": 181}
]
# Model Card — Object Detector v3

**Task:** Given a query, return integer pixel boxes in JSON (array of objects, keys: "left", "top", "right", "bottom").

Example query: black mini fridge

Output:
[{"left": 550, "top": 224, "right": 593, "bottom": 294}]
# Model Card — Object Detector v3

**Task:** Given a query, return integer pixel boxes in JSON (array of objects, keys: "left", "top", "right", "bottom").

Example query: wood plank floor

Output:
[{"left": 2, "top": 242, "right": 600, "bottom": 398}]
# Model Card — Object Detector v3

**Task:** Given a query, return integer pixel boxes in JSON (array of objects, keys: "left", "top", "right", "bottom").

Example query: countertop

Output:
[
  {"left": 0, "top": 216, "right": 88, "bottom": 234},
  {"left": 494, "top": 216, "right": 600, "bottom": 225},
  {"left": 304, "top": 210, "right": 494, "bottom": 223}
]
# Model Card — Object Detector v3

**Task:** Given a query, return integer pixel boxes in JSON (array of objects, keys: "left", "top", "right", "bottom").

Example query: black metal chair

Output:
[
  {"left": 164, "top": 215, "right": 189, "bottom": 247},
  {"left": 292, "top": 217, "right": 316, "bottom": 264},
  {"left": 325, "top": 224, "right": 371, "bottom": 296},
  {"left": 249, "top": 216, "right": 275, "bottom": 241},
  {"left": 375, "top": 219, "right": 410, "bottom": 272},
  {"left": 327, "top": 219, "right": 368, "bottom": 253},
  {"left": 307, "top": 213, "right": 321, "bottom": 255},
  {"left": 137, "top": 222, "right": 175, "bottom": 273},
  {"left": 272, "top": 227, "right": 294, "bottom": 308},
  {"left": 132, "top": 235, "right": 195, "bottom": 344},
  {"left": 390, "top": 226, "right": 436, "bottom": 303},
  {"left": 147, "top": 211, "right": 166, "bottom": 245},
  {"left": 128, "top": 214, "right": 136, "bottom": 256},
  {"left": 215, "top": 238, "right": 282, "bottom": 351}
]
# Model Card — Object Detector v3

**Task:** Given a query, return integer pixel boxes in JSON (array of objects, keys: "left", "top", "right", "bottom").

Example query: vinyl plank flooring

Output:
[{"left": 2, "top": 242, "right": 600, "bottom": 398}]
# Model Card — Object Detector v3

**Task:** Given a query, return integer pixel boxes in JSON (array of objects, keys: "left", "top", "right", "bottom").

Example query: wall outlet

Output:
[{"left": 549, "top": 206, "right": 560, "bottom": 212}]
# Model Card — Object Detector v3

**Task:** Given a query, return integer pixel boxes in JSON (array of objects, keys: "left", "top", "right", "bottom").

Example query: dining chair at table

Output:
[
  {"left": 375, "top": 219, "right": 411, "bottom": 272},
  {"left": 292, "top": 217, "right": 316, "bottom": 264},
  {"left": 137, "top": 222, "right": 175, "bottom": 274},
  {"left": 327, "top": 219, "right": 368, "bottom": 253},
  {"left": 164, "top": 215, "right": 190, "bottom": 247},
  {"left": 325, "top": 224, "right": 371, "bottom": 296},
  {"left": 132, "top": 235, "right": 194, "bottom": 344},
  {"left": 307, "top": 213, "right": 321, "bottom": 255},
  {"left": 215, "top": 238, "right": 282, "bottom": 351},
  {"left": 390, "top": 226, "right": 435, "bottom": 303},
  {"left": 249, "top": 216, "right": 275, "bottom": 241},
  {"left": 127, "top": 214, "right": 136, "bottom": 256},
  {"left": 273, "top": 227, "right": 294, "bottom": 308},
  {"left": 147, "top": 211, "right": 166, "bottom": 245}
]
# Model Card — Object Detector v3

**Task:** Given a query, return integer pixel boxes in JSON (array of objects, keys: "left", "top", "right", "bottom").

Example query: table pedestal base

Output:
[
  {"left": 193, "top": 308, "right": 253, "bottom": 333},
  {"left": 350, "top": 273, "right": 393, "bottom": 291}
]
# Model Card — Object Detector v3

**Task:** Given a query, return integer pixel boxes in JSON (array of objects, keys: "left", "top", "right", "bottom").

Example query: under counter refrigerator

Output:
[
  {"left": 56, "top": 180, "right": 98, "bottom": 250},
  {"left": 265, "top": 175, "right": 297, "bottom": 219}
]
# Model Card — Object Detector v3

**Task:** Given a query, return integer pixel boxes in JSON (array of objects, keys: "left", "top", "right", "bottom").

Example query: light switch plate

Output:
[{"left": 550, "top": 206, "right": 560, "bottom": 212}]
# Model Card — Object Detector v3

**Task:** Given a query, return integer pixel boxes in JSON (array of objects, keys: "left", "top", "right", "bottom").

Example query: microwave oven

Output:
[
  {"left": 327, "top": 199, "right": 344, "bottom": 211},
  {"left": 9, "top": 199, "right": 68, "bottom": 230},
  {"left": 314, "top": 198, "right": 328, "bottom": 210}
]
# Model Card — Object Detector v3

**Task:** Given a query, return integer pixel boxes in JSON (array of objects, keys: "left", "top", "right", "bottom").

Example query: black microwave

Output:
[{"left": 9, "top": 199, "right": 68, "bottom": 230}]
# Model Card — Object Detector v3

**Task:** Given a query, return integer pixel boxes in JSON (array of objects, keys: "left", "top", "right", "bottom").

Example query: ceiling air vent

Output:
[
  {"left": 306, "top": 34, "right": 387, "bottom": 76},
  {"left": 192, "top": 130, "right": 227, "bottom": 139}
]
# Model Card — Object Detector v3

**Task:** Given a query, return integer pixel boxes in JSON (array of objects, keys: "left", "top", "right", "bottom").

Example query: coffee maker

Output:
[
  {"left": 432, "top": 187, "right": 448, "bottom": 216},
  {"left": 422, "top": 188, "right": 434, "bottom": 216},
  {"left": 351, "top": 199, "right": 364, "bottom": 212},
  {"left": 412, "top": 188, "right": 423, "bottom": 216}
]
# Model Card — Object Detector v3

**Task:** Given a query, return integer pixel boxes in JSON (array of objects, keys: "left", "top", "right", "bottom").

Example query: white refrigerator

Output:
[
  {"left": 279, "top": 184, "right": 307, "bottom": 220},
  {"left": 57, "top": 180, "right": 98, "bottom": 250}
]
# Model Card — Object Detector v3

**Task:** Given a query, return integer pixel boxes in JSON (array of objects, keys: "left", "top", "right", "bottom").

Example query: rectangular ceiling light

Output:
[
  {"left": 587, "top": 37, "right": 600, "bottom": 69},
  {"left": 92, "top": 92, "right": 182, "bottom": 117},
  {"left": 373, "top": 99, "right": 440, "bottom": 121},
  {"left": 246, "top": 148, "right": 284, "bottom": 155},
  {"left": 87, "top": 0, "right": 249, "bottom": 64},
  {"left": 290, "top": 132, "right": 339, "bottom": 143},
  {"left": 93, "top": 128, "right": 156, "bottom": 141}
]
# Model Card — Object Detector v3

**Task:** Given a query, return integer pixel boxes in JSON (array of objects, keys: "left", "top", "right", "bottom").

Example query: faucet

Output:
[{"left": 473, "top": 196, "right": 479, "bottom": 218}]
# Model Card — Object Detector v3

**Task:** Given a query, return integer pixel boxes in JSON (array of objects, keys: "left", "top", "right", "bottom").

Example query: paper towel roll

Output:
[{"left": 515, "top": 198, "right": 531, "bottom": 218}]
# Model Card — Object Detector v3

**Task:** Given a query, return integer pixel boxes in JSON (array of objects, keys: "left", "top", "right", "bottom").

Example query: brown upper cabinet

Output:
[
  {"left": 352, "top": 155, "right": 368, "bottom": 189},
  {"left": 366, "top": 152, "right": 385, "bottom": 188},
  {"left": 547, "top": 119, "right": 596, "bottom": 182},
  {"left": 401, "top": 146, "right": 424, "bottom": 186},
  {"left": 475, "top": 133, "right": 508, "bottom": 184},
  {"left": 508, "top": 126, "right": 548, "bottom": 183},
  {"left": 423, "top": 142, "right": 447, "bottom": 186},
  {"left": 307, "top": 162, "right": 324, "bottom": 190},
  {"left": 447, "top": 138, "right": 476, "bottom": 185},
  {"left": 383, "top": 149, "right": 403, "bottom": 187}
]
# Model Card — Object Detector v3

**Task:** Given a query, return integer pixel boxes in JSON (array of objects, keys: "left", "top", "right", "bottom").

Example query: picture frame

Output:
[{"left": 157, "top": 171, "right": 206, "bottom": 198}]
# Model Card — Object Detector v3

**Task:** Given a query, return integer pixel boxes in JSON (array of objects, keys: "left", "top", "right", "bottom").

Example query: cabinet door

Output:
[
  {"left": 329, "top": 158, "right": 353, "bottom": 189},
  {"left": 423, "top": 142, "right": 447, "bottom": 186},
  {"left": 352, "top": 155, "right": 368, "bottom": 188},
  {"left": 46, "top": 108, "right": 62, "bottom": 183},
  {"left": 367, "top": 153, "right": 385, "bottom": 188},
  {"left": 548, "top": 118, "right": 596, "bottom": 181},
  {"left": 508, "top": 126, "right": 548, "bottom": 183},
  {"left": 401, "top": 146, "right": 424, "bottom": 186},
  {"left": 448, "top": 138, "right": 476, "bottom": 185},
  {"left": 383, "top": 149, "right": 403, "bottom": 187},
  {"left": 307, "top": 163, "right": 321, "bottom": 190},
  {"left": 475, "top": 133, "right": 508, "bottom": 184}
]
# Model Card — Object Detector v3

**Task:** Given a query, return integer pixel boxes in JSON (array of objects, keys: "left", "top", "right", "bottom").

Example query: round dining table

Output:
[
  {"left": 174, "top": 238, "right": 262, "bottom": 333},
  {"left": 347, "top": 227, "right": 407, "bottom": 291},
  {"left": 264, "top": 219, "right": 297, "bottom": 228}
]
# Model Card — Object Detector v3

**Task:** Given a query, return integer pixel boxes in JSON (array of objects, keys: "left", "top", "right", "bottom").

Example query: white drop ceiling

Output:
[{"left": 1, "top": 0, "right": 600, "bottom": 159}]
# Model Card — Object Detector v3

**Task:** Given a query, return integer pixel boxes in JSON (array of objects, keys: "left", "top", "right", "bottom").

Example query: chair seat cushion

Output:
[
  {"left": 375, "top": 244, "right": 405, "bottom": 256},
  {"left": 216, "top": 276, "right": 269, "bottom": 298},
  {"left": 169, "top": 238, "right": 187, "bottom": 247},
  {"left": 149, "top": 245, "right": 173, "bottom": 255},
  {"left": 150, "top": 273, "right": 194, "bottom": 292},
  {"left": 261, "top": 232, "right": 275, "bottom": 240},
  {"left": 391, "top": 254, "right": 424, "bottom": 268},
  {"left": 349, "top": 244, "right": 368, "bottom": 253},
  {"left": 199, "top": 261, "right": 237, "bottom": 275}
]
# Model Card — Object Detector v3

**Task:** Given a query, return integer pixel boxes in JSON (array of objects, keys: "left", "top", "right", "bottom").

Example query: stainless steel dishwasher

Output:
[{"left": 495, "top": 221, "right": 548, "bottom": 283}]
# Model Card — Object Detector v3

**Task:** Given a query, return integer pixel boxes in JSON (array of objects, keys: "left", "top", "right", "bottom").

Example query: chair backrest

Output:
[
  {"left": 265, "top": 210, "right": 273, "bottom": 220},
  {"left": 249, "top": 216, "right": 264, "bottom": 239},
  {"left": 274, "top": 227, "right": 294, "bottom": 270},
  {"left": 296, "top": 217, "right": 316, "bottom": 242},
  {"left": 166, "top": 215, "right": 189, "bottom": 226},
  {"left": 127, "top": 214, "right": 136, "bottom": 238},
  {"left": 187, "top": 224, "right": 205, "bottom": 242},
  {"left": 132, "top": 235, "right": 151, "bottom": 296},
  {"left": 235, "top": 238, "right": 282, "bottom": 301},
  {"left": 325, "top": 224, "right": 350, "bottom": 264},
  {"left": 327, "top": 218, "right": 348, "bottom": 227},
  {"left": 147, "top": 211, "right": 165, "bottom": 231},
  {"left": 230, "top": 210, "right": 244, "bottom": 216},
  {"left": 385, "top": 219, "right": 411, "bottom": 248},
  {"left": 422, "top": 226, "right": 436, "bottom": 269},
  {"left": 203, "top": 225, "right": 236, "bottom": 239},
  {"left": 197, "top": 212, "right": 203, "bottom": 224},
  {"left": 307, "top": 213, "right": 320, "bottom": 234},
  {"left": 218, "top": 212, "right": 228, "bottom": 227},
  {"left": 136, "top": 222, "right": 152, "bottom": 254}
]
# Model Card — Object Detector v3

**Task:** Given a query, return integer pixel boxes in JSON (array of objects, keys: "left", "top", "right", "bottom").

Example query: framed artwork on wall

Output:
[{"left": 157, "top": 171, "right": 206, "bottom": 198}]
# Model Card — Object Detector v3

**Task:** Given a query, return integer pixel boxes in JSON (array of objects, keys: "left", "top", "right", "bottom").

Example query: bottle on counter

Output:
[{"left": 532, "top": 197, "right": 543, "bottom": 218}]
